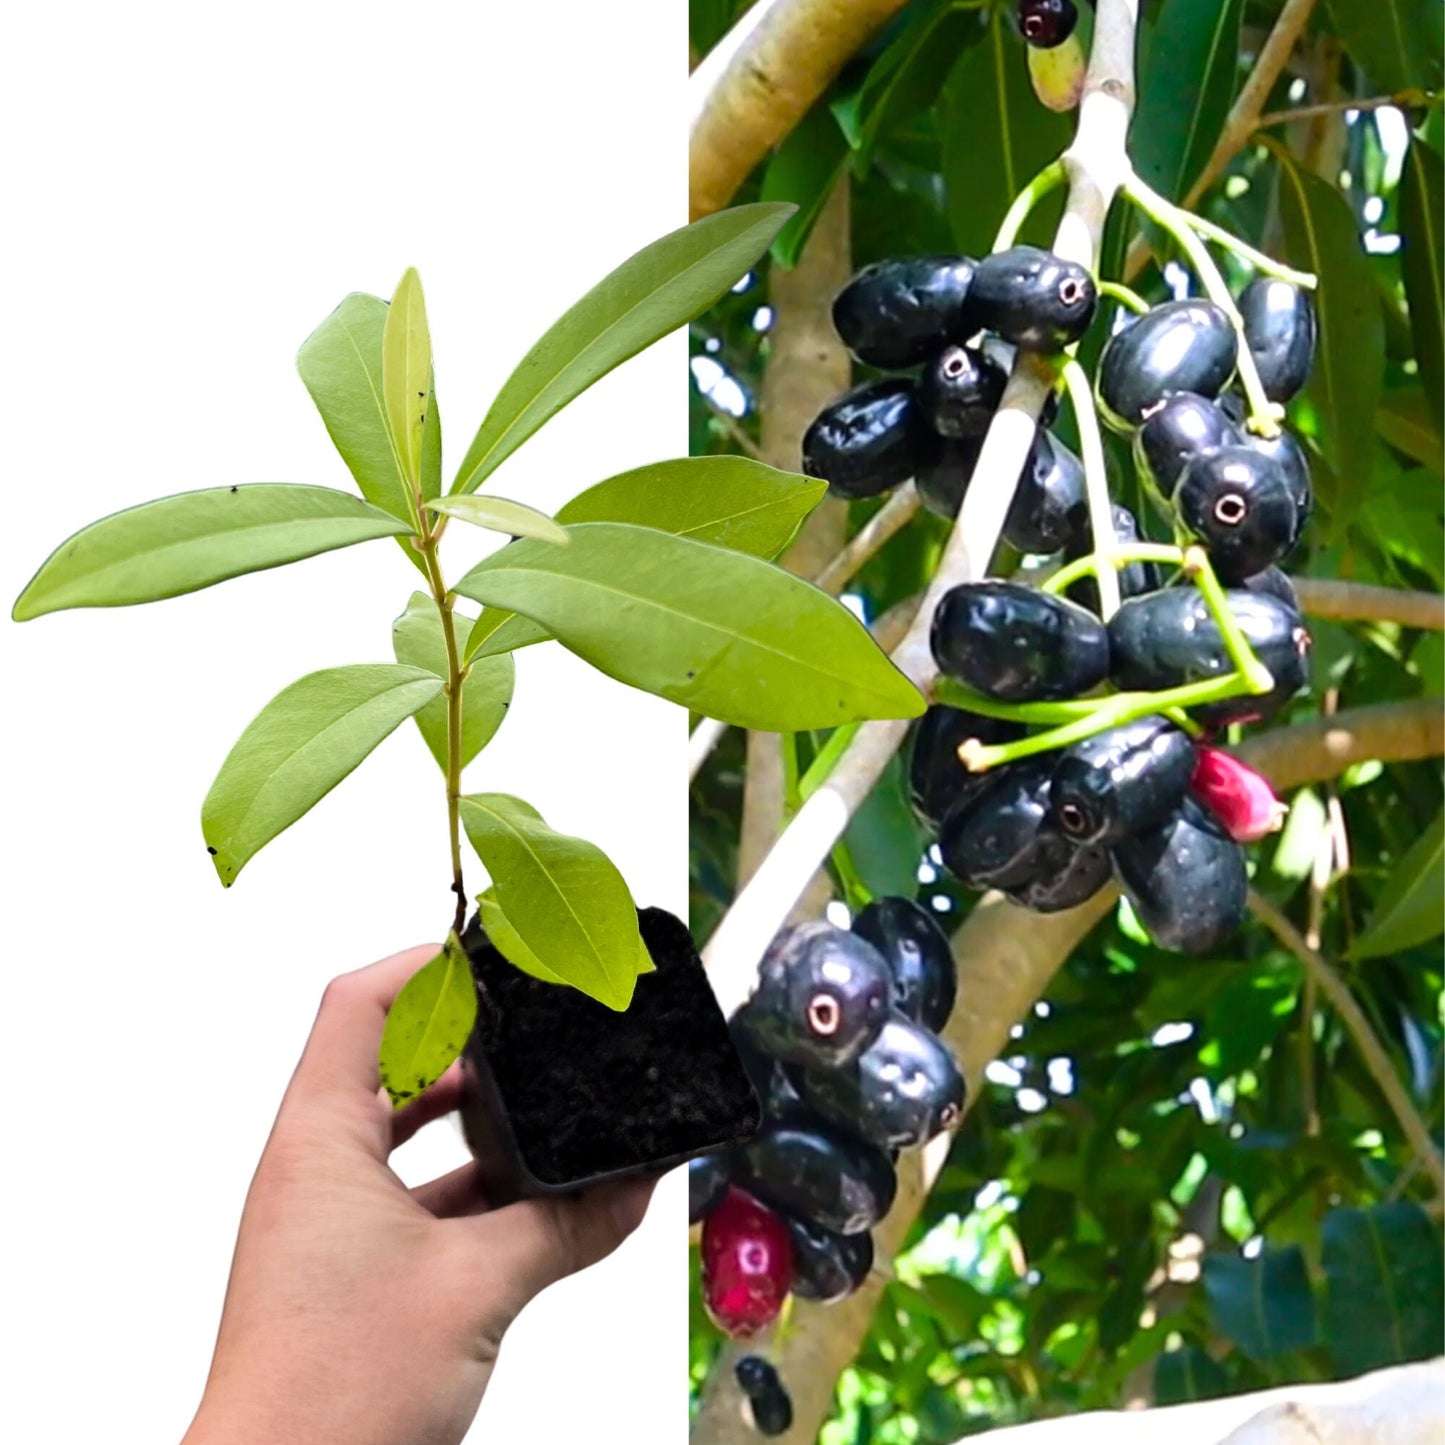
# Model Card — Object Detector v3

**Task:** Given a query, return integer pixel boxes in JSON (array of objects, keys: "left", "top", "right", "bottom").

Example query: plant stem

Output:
[
  {"left": 1041, "top": 541, "right": 1185, "bottom": 596},
  {"left": 1061, "top": 357, "right": 1122, "bottom": 617},
  {"left": 1179, "top": 211, "right": 1318, "bottom": 289},
  {"left": 798, "top": 723, "right": 862, "bottom": 803},
  {"left": 992, "top": 159, "right": 1067, "bottom": 252},
  {"left": 418, "top": 523, "right": 468, "bottom": 936},
  {"left": 934, "top": 678, "right": 1103, "bottom": 724},
  {"left": 1183, "top": 545, "right": 1274, "bottom": 692},
  {"left": 813, "top": 483, "right": 921, "bottom": 596},
  {"left": 781, "top": 730, "right": 802, "bottom": 819},
  {"left": 1097, "top": 279, "right": 1150, "bottom": 313},
  {"left": 1256, "top": 89, "right": 1435, "bottom": 130}
]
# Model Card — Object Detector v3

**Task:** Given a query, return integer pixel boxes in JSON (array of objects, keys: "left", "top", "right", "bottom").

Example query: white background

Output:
[{"left": 2, "top": 3, "right": 688, "bottom": 1439}]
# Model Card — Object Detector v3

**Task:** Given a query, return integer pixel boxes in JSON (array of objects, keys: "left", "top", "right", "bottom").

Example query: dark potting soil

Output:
[{"left": 462, "top": 906, "right": 761, "bottom": 1186}]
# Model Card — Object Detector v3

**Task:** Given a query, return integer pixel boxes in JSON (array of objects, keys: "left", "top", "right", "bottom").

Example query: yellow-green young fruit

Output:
[{"left": 1028, "top": 32, "right": 1085, "bottom": 112}]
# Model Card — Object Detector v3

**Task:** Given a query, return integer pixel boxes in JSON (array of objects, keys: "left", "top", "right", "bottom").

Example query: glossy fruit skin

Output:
[
  {"left": 1097, "top": 300, "right": 1238, "bottom": 432},
  {"left": 1191, "top": 746, "right": 1288, "bottom": 842},
  {"left": 852, "top": 895, "right": 958, "bottom": 1032},
  {"left": 916, "top": 434, "right": 983, "bottom": 519},
  {"left": 1017, "top": 0, "right": 1078, "bottom": 48},
  {"left": 689, "top": 1153, "right": 732, "bottom": 1224},
  {"left": 832, "top": 256, "right": 977, "bottom": 369},
  {"left": 1244, "top": 427, "right": 1313, "bottom": 536},
  {"left": 739, "top": 1119, "right": 898, "bottom": 1235},
  {"left": 964, "top": 246, "right": 1097, "bottom": 351},
  {"left": 1048, "top": 715, "right": 1197, "bottom": 847},
  {"left": 730, "top": 1013, "right": 808, "bottom": 1119},
  {"left": 1134, "top": 391, "right": 1239, "bottom": 507},
  {"left": 907, "top": 704, "right": 1026, "bottom": 829},
  {"left": 783, "top": 1214, "right": 875, "bottom": 1303},
  {"left": 1107, "top": 587, "right": 1310, "bottom": 728},
  {"left": 1241, "top": 564, "right": 1300, "bottom": 612},
  {"left": 802, "top": 379, "right": 926, "bottom": 499},
  {"left": 798, "top": 1012, "right": 966, "bottom": 1149},
  {"left": 1003, "top": 430, "right": 1088, "bottom": 554},
  {"left": 1064, "top": 503, "right": 1161, "bottom": 614},
  {"left": 931, "top": 581, "right": 1111, "bottom": 701},
  {"left": 1113, "top": 795, "right": 1248, "bottom": 953},
  {"left": 1175, "top": 444, "right": 1301, "bottom": 583},
  {"left": 701, "top": 1187, "right": 795, "bottom": 1338},
  {"left": 735, "top": 921, "right": 892, "bottom": 1070},
  {"left": 939, "top": 757, "right": 1074, "bottom": 890},
  {"left": 735, "top": 1356, "right": 794, "bottom": 1437},
  {"left": 1239, "top": 278, "right": 1317, "bottom": 403},
  {"left": 919, "top": 344, "right": 1008, "bottom": 438},
  {"left": 1006, "top": 841, "right": 1112, "bottom": 912}
]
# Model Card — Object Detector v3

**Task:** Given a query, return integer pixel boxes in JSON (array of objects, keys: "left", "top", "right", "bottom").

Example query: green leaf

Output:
[
  {"left": 1203, "top": 1246, "right": 1317, "bottom": 1359},
  {"left": 12, "top": 485, "right": 412, "bottom": 620},
  {"left": 381, "top": 267, "right": 431, "bottom": 489},
  {"left": 296, "top": 292, "right": 417, "bottom": 528},
  {"left": 843, "top": 753, "right": 926, "bottom": 900},
  {"left": 391, "top": 593, "right": 515, "bottom": 772},
  {"left": 1400, "top": 141, "right": 1444, "bottom": 437},
  {"left": 1275, "top": 153, "right": 1385, "bottom": 533},
  {"left": 1132, "top": 0, "right": 1244, "bottom": 202},
  {"left": 1322, "top": 1203, "right": 1445, "bottom": 1373},
  {"left": 941, "top": 11, "right": 1072, "bottom": 256},
  {"left": 451, "top": 523, "right": 926, "bottom": 731},
  {"left": 1377, "top": 387, "right": 1444, "bottom": 476},
  {"left": 1327, "top": 0, "right": 1443, "bottom": 94},
  {"left": 760, "top": 102, "right": 850, "bottom": 269},
  {"left": 1351, "top": 806, "right": 1445, "bottom": 959},
  {"left": 427, "top": 495, "right": 570, "bottom": 545},
  {"left": 452, "top": 203, "right": 794, "bottom": 493},
  {"left": 201, "top": 663, "right": 442, "bottom": 885},
  {"left": 378, "top": 934, "right": 477, "bottom": 1107},
  {"left": 461, "top": 605, "right": 551, "bottom": 665},
  {"left": 420, "top": 369, "right": 443, "bottom": 503},
  {"left": 478, "top": 888, "right": 566, "bottom": 984},
  {"left": 555, "top": 456, "right": 824, "bottom": 559},
  {"left": 1153, "top": 1347, "right": 1231, "bottom": 1405},
  {"left": 459, "top": 792, "right": 644, "bottom": 1010}
]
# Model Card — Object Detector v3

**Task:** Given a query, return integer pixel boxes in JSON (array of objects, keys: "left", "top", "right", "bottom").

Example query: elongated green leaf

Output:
[
  {"left": 1400, "top": 141, "right": 1444, "bottom": 436},
  {"left": 941, "top": 11, "right": 1071, "bottom": 256},
  {"left": 378, "top": 934, "right": 477, "bottom": 1106},
  {"left": 202, "top": 664, "right": 442, "bottom": 885},
  {"left": 420, "top": 369, "right": 442, "bottom": 502},
  {"left": 451, "top": 203, "right": 793, "bottom": 493},
  {"left": 382, "top": 268, "right": 431, "bottom": 488},
  {"left": 297, "top": 293, "right": 416, "bottom": 526},
  {"left": 1377, "top": 387, "right": 1444, "bottom": 476},
  {"left": 1132, "top": 0, "right": 1244, "bottom": 201},
  {"left": 1202, "top": 1246, "right": 1317, "bottom": 1359},
  {"left": 13, "top": 485, "right": 412, "bottom": 620},
  {"left": 1275, "top": 153, "right": 1385, "bottom": 532},
  {"left": 478, "top": 887, "right": 566, "bottom": 984},
  {"left": 1322, "top": 1203, "right": 1445, "bottom": 1373},
  {"left": 1328, "top": 0, "right": 1443, "bottom": 94},
  {"left": 391, "top": 593, "right": 515, "bottom": 771},
  {"left": 1351, "top": 807, "right": 1445, "bottom": 959},
  {"left": 452, "top": 523, "right": 926, "bottom": 730},
  {"left": 462, "top": 605, "right": 551, "bottom": 665},
  {"left": 760, "top": 101, "right": 850, "bottom": 269},
  {"left": 428, "top": 496, "right": 570, "bottom": 545},
  {"left": 843, "top": 753, "right": 926, "bottom": 901},
  {"left": 460, "top": 792, "right": 644, "bottom": 1010},
  {"left": 1153, "top": 1347, "right": 1230, "bottom": 1406}
]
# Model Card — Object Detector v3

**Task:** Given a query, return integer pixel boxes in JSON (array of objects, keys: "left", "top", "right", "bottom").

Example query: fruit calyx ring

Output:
[{"left": 807, "top": 993, "right": 842, "bottom": 1036}]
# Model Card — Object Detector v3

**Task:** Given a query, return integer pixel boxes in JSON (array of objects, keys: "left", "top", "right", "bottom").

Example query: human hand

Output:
[{"left": 183, "top": 944, "right": 656, "bottom": 1445}]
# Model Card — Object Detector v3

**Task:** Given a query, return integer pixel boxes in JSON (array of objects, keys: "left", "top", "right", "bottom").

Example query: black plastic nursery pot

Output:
[{"left": 458, "top": 906, "right": 761, "bottom": 1203}]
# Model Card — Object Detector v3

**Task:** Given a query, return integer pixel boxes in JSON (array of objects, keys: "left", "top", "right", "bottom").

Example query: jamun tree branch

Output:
[
  {"left": 693, "top": 695, "right": 1445, "bottom": 1444},
  {"left": 701, "top": 0, "right": 1143, "bottom": 1016}
]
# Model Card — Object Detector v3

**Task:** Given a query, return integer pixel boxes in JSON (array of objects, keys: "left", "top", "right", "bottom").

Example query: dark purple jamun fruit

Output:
[
  {"left": 802, "top": 378, "right": 927, "bottom": 500},
  {"left": 1096, "top": 300, "right": 1238, "bottom": 433},
  {"left": 916, "top": 433, "right": 984, "bottom": 518},
  {"left": 738, "top": 1118, "right": 898, "bottom": 1235},
  {"left": 1239, "top": 277, "right": 1317, "bottom": 404},
  {"left": 1064, "top": 503, "right": 1162, "bottom": 615},
  {"left": 907, "top": 704, "right": 1026, "bottom": 830},
  {"left": 1174, "top": 444, "right": 1301, "bottom": 583},
  {"left": 1134, "top": 391, "right": 1239, "bottom": 508},
  {"left": 735, "top": 1355, "right": 794, "bottom": 1437},
  {"left": 1003, "top": 429, "right": 1089, "bottom": 555},
  {"left": 728, "top": 1013, "right": 808, "bottom": 1119},
  {"left": 962, "top": 245, "right": 1097, "bottom": 351},
  {"left": 1113, "top": 794, "right": 1248, "bottom": 953},
  {"left": 783, "top": 1215, "right": 875, "bottom": 1304},
  {"left": 919, "top": 344, "right": 1008, "bottom": 439},
  {"left": 938, "top": 757, "right": 1076, "bottom": 891},
  {"left": 852, "top": 895, "right": 958, "bottom": 1033},
  {"left": 832, "top": 256, "right": 977, "bottom": 369},
  {"left": 1243, "top": 426, "right": 1313, "bottom": 537},
  {"left": 1016, "top": 0, "right": 1078, "bottom": 48},
  {"left": 1240, "top": 564, "right": 1300, "bottom": 612},
  {"left": 689, "top": 1153, "right": 732, "bottom": 1224},
  {"left": 931, "top": 581, "right": 1111, "bottom": 701},
  {"left": 1048, "top": 715, "right": 1197, "bottom": 847},
  {"left": 1006, "top": 841, "right": 1113, "bottom": 912}
]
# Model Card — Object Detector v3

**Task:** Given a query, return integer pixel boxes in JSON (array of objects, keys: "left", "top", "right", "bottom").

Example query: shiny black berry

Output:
[
  {"left": 729, "top": 1013, "right": 808, "bottom": 1119},
  {"left": 964, "top": 246, "right": 1097, "bottom": 351},
  {"left": 852, "top": 895, "right": 958, "bottom": 1032},
  {"left": 739, "top": 1118, "right": 897, "bottom": 1235},
  {"left": 916, "top": 434, "right": 983, "bottom": 518},
  {"left": 1175, "top": 445, "right": 1301, "bottom": 583},
  {"left": 1006, "top": 842, "right": 1112, "bottom": 912},
  {"left": 1107, "top": 587, "right": 1310, "bottom": 728},
  {"left": 1003, "top": 430, "right": 1088, "bottom": 554},
  {"left": 907, "top": 704, "right": 1026, "bottom": 829},
  {"left": 1134, "top": 392, "right": 1239, "bottom": 508},
  {"left": 832, "top": 256, "right": 977, "bottom": 369},
  {"left": 1049, "top": 715, "right": 1196, "bottom": 847},
  {"left": 1064, "top": 504, "right": 1162, "bottom": 615},
  {"left": 1241, "top": 564, "right": 1300, "bottom": 612},
  {"left": 919, "top": 344, "right": 1008, "bottom": 438},
  {"left": 1244, "top": 426, "right": 1313, "bottom": 536},
  {"left": 1096, "top": 300, "right": 1238, "bottom": 433},
  {"left": 931, "top": 581, "right": 1111, "bottom": 701},
  {"left": 802, "top": 379, "right": 926, "bottom": 499},
  {"left": 735, "top": 1356, "right": 794, "bottom": 1437},
  {"left": 783, "top": 1214, "right": 874, "bottom": 1303},
  {"left": 735, "top": 922, "right": 892, "bottom": 1070},
  {"left": 938, "top": 757, "right": 1074, "bottom": 890},
  {"left": 1114, "top": 794, "right": 1248, "bottom": 952},
  {"left": 1239, "top": 277, "right": 1317, "bottom": 403},
  {"left": 689, "top": 1154, "right": 732, "bottom": 1224},
  {"left": 1016, "top": 0, "right": 1078, "bottom": 48}
]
